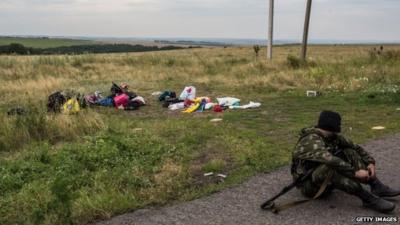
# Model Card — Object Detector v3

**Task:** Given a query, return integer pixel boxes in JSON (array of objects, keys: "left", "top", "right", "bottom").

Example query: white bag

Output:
[
  {"left": 168, "top": 102, "right": 185, "bottom": 111},
  {"left": 179, "top": 86, "right": 196, "bottom": 100}
]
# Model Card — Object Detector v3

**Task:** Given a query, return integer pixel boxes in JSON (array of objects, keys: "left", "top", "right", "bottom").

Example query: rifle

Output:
[
  {"left": 260, "top": 169, "right": 313, "bottom": 212},
  {"left": 260, "top": 168, "right": 332, "bottom": 213}
]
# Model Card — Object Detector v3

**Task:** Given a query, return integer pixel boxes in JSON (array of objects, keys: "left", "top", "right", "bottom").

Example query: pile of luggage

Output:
[{"left": 47, "top": 82, "right": 146, "bottom": 114}]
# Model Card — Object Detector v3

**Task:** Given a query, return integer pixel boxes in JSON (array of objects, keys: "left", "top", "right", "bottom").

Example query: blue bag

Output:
[{"left": 97, "top": 97, "right": 114, "bottom": 107}]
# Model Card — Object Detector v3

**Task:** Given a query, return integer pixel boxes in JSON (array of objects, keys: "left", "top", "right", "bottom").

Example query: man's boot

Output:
[
  {"left": 369, "top": 178, "right": 400, "bottom": 197},
  {"left": 355, "top": 188, "right": 395, "bottom": 213}
]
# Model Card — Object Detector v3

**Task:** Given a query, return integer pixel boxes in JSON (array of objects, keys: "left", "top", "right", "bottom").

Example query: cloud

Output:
[{"left": 0, "top": 0, "right": 399, "bottom": 40}]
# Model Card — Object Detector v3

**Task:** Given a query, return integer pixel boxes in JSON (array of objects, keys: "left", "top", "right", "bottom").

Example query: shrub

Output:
[
  {"left": 253, "top": 45, "right": 260, "bottom": 58},
  {"left": 286, "top": 55, "right": 317, "bottom": 69},
  {"left": 286, "top": 55, "right": 302, "bottom": 69}
]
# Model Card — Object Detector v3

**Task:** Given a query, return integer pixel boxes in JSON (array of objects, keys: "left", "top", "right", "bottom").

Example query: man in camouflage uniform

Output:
[{"left": 292, "top": 111, "right": 400, "bottom": 213}]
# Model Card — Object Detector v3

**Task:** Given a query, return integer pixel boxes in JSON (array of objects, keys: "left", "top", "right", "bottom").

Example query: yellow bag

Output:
[
  {"left": 182, "top": 103, "right": 200, "bottom": 113},
  {"left": 62, "top": 99, "right": 80, "bottom": 114}
]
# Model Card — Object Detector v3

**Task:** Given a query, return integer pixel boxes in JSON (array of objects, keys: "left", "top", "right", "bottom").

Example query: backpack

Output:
[
  {"left": 47, "top": 91, "right": 67, "bottom": 112},
  {"left": 125, "top": 100, "right": 141, "bottom": 111},
  {"left": 114, "top": 94, "right": 129, "bottom": 109},
  {"left": 159, "top": 91, "right": 176, "bottom": 101},
  {"left": 110, "top": 82, "right": 123, "bottom": 97}
]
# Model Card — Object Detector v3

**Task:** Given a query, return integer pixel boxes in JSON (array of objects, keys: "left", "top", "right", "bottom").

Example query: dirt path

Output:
[{"left": 95, "top": 134, "right": 400, "bottom": 225}]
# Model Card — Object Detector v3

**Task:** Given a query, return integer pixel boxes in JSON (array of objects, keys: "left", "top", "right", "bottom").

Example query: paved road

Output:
[{"left": 95, "top": 134, "right": 400, "bottom": 225}]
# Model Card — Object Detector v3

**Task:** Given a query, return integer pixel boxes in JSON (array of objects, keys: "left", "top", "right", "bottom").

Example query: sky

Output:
[{"left": 0, "top": 0, "right": 399, "bottom": 41}]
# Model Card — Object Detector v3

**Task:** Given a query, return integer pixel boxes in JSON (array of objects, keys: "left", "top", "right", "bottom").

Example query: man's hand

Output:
[
  {"left": 355, "top": 169, "right": 370, "bottom": 182},
  {"left": 367, "top": 164, "right": 376, "bottom": 180}
]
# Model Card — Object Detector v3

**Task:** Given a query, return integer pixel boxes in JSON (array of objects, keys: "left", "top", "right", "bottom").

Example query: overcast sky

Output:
[{"left": 1, "top": 0, "right": 399, "bottom": 41}]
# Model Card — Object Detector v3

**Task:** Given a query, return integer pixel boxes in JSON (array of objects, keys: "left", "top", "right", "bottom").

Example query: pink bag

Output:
[{"left": 114, "top": 94, "right": 129, "bottom": 109}]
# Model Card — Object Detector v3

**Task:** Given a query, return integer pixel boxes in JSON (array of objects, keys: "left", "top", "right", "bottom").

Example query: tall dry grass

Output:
[
  {"left": 1, "top": 45, "right": 400, "bottom": 152},
  {"left": 0, "top": 105, "right": 106, "bottom": 153},
  {"left": 1, "top": 45, "right": 399, "bottom": 101}
]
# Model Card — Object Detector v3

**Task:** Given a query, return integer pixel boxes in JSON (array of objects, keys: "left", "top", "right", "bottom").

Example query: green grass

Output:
[
  {"left": 0, "top": 37, "right": 94, "bottom": 48},
  {"left": 0, "top": 45, "right": 400, "bottom": 224}
]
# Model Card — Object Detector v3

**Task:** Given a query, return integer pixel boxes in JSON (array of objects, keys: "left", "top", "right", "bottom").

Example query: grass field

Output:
[
  {"left": 0, "top": 45, "right": 400, "bottom": 225},
  {"left": 0, "top": 37, "right": 94, "bottom": 48}
]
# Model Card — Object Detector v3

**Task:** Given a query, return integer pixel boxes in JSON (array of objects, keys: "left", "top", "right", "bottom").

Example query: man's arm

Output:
[
  {"left": 338, "top": 136, "right": 376, "bottom": 165},
  {"left": 294, "top": 135, "right": 356, "bottom": 178}
]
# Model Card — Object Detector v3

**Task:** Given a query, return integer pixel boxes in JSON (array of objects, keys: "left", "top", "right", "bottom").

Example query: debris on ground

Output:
[
  {"left": 204, "top": 172, "right": 214, "bottom": 177},
  {"left": 306, "top": 90, "right": 322, "bottom": 97},
  {"left": 46, "top": 82, "right": 146, "bottom": 114},
  {"left": 156, "top": 86, "right": 261, "bottom": 114},
  {"left": 372, "top": 126, "right": 386, "bottom": 130},
  {"left": 217, "top": 174, "right": 227, "bottom": 179},
  {"left": 229, "top": 101, "right": 261, "bottom": 109},
  {"left": 210, "top": 118, "right": 223, "bottom": 123}
]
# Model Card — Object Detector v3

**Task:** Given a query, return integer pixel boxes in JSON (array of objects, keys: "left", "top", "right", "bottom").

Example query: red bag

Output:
[
  {"left": 213, "top": 105, "right": 223, "bottom": 113},
  {"left": 114, "top": 94, "right": 129, "bottom": 109}
]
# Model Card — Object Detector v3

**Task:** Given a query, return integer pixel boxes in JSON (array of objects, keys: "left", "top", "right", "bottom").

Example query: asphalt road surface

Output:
[{"left": 95, "top": 134, "right": 400, "bottom": 225}]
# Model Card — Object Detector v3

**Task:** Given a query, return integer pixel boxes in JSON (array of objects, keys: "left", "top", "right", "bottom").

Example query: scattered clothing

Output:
[
  {"left": 98, "top": 97, "right": 114, "bottom": 107},
  {"left": 84, "top": 91, "right": 103, "bottom": 106},
  {"left": 160, "top": 86, "right": 261, "bottom": 114},
  {"left": 205, "top": 103, "right": 215, "bottom": 110},
  {"left": 168, "top": 102, "right": 185, "bottom": 111},
  {"left": 197, "top": 100, "right": 207, "bottom": 112},
  {"left": 132, "top": 96, "right": 146, "bottom": 105},
  {"left": 163, "top": 98, "right": 184, "bottom": 108},
  {"left": 217, "top": 97, "right": 240, "bottom": 107},
  {"left": 125, "top": 96, "right": 146, "bottom": 111},
  {"left": 229, "top": 101, "right": 261, "bottom": 109},
  {"left": 184, "top": 99, "right": 195, "bottom": 108},
  {"left": 182, "top": 97, "right": 211, "bottom": 113}
]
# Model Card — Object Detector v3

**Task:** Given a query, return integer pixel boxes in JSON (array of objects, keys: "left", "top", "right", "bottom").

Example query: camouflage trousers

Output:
[{"left": 300, "top": 148, "right": 368, "bottom": 198}]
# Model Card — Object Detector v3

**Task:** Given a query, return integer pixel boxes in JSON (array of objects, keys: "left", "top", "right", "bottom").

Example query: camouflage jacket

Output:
[{"left": 291, "top": 127, "right": 375, "bottom": 179}]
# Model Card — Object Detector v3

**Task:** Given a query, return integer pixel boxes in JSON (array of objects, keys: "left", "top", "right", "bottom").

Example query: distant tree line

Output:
[{"left": 0, "top": 43, "right": 193, "bottom": 55}]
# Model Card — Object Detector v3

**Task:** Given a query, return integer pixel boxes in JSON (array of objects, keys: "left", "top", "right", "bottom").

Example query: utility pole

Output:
[
  {"left": 301, "top": 0, "right": 312, "bottom": 61},
  {"left": 267, "top": 0, "right": 274, "bottom": 60}
]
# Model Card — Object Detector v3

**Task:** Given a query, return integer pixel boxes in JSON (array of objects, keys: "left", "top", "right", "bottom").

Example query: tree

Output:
[
  {"left": 254, "top": 45, "right": 261, "bottom": 58},
  {"left": 8, "top": 43, "right": 29, "bottom": 55}
]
